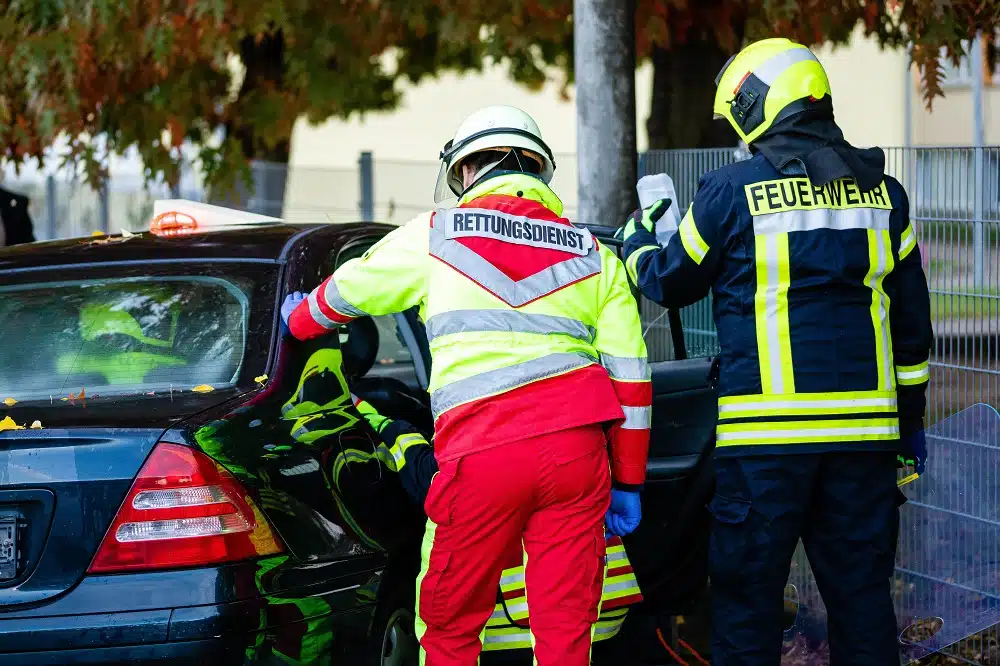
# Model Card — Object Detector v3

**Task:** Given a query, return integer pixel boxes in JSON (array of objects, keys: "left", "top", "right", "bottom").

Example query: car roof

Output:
[{"left": 0, "top": 222, "right": 378, "bottom": 273}]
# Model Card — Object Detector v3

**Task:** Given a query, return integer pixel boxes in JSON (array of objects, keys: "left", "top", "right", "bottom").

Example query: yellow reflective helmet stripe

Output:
[
  {"left": 678, "top": 207, "right": 710, "bottom": 265},
  {"left": 897, "top": 361, "right": 930, "bottom": 386}
]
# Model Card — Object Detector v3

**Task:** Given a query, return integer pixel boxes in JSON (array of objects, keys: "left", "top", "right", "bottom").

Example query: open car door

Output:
[{"left": 590, "top": 226, "right": 719, "bottom": 615}]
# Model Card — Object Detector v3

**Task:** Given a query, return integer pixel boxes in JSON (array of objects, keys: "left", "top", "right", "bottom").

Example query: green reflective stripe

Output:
[
  {"left": 678, "top": 208, "right": 709, "bottom": 265},
  {"left": 603, "top": 574, "right": 641, "bottom": 600},
  {"left": 625, "top": 245, "right": 658, "bottom": 283},
  {"left": 430, "top": 352, "right": 597, "bottom": 417},
  {"left": 899, "top": 223, "right": 917, "bottom": 260},
  {"left": 866, "top": 229, "right": 896, "bottom": 391},
  {"left": 430, "top": 209, "right": 602, "bottom": 307},
  {"left": 621, "top": 405, "right": 651, "bottom": 430},
  {"left": 323, "top": 278, "right": 369, "bottom": 319},
  {"left": 599, "top": 353, "right": 650, "bottom": 381},
  {"left": 718, "top": 390, "right": 898, "bottom": 420},
  {"left": 717, "top": 417, "right": 900, "bottom": 446},
  {"left": 754, "top": 232, "right": 794, "bottom": 394},
  {"left": 306, "top": 290, "right": 338, "bottom": 328},
  {"left": 426, "top": 309, "right": 595, "bottom": 344},
  {"left": 897, "top": 361, "right": 930, "bottom": 386},
  {"left": 389, "top": 433, "right": 429, "bottom": 471},
  {"left": 753, "top": 46, "right": 819, "bottom": 85}
]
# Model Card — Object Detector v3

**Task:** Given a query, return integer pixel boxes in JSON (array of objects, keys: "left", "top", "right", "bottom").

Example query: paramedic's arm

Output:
[
  {"left": 381, "top": 420, "right": 438, "bottom": 507},
  {"left": 887, "top": 191, "right": 933, "bottom": 436},
  {"left": 594, "top": 248, "right": 651, "bottom": 491},
  {"left": 288, "top": 212, "right": 431, "bottom": 340},
  {"left": 622, "top": 174, "right": 730, "bottom": 309}
]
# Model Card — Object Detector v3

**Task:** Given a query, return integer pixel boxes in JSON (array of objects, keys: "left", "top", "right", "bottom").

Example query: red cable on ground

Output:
[
  {"left": 656, "top": 627, "right": 690, "bottom": 666},
  {"left": 678, "top": 638, "right": 710, "bottom": 666}
]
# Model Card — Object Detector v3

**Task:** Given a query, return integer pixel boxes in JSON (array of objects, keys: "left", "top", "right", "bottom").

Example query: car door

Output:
[{"left": 517, "top": 224, "right": 716, "bottom": 614}]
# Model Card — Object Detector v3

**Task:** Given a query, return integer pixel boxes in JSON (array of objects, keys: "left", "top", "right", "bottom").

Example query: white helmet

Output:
[{"left": 434, "top": 105, "right": 556, "bottom": 202}]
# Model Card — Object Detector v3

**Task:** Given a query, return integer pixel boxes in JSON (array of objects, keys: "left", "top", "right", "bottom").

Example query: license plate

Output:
[{"left": 0, "top": 518, "right": 16, "bottom": 581}]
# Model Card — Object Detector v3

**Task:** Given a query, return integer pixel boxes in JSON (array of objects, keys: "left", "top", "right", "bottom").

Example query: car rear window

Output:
[{"left": 0, "top": 276, "right": 254, "bottom": 402}]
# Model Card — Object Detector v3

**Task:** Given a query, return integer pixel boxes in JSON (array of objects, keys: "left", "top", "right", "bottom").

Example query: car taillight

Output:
[{"left": 88, "top": 442, "right": 284, "bottom": 574}]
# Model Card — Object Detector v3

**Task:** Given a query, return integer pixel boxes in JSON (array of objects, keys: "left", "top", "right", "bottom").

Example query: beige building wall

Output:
[{"left": 286, "top": 28, "right": 987, "bottom": 223}]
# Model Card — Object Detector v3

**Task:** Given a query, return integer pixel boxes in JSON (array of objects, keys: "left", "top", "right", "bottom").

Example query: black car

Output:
[{"left": 0, "top": 220, "right": 719, "bottom": 665}]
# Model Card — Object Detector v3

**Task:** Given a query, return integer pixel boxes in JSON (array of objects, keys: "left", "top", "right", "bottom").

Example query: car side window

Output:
[
  {"left": 640, "top": 296, "right": 720, "bottom": 362},
  {"left": 327, "top": 237, "right": 421, "bottom": 385}
]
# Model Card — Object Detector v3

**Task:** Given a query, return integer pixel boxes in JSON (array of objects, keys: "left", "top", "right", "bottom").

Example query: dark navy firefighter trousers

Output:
[{"left": 708, "top": 452, "right": 904, "bottom": 665}]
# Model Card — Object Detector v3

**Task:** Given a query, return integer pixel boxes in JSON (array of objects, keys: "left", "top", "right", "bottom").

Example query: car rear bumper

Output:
[
  {"left": 0, "top": 562, "right": 379, "bottom": 665},
  {"left": 1, "top": 638, "right": 245, "bottom": 666}
]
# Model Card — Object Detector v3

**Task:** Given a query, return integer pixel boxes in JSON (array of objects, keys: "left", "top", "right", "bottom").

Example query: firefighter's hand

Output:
[
  {"left": 605, "top": 489, "right": 642, "bottom": 537},
  {"left": 619, "top": 198, "right": 670, "bottom": 243},
  {"left": 280, "top": 292, "right": 306, "bottom": 336},
  {"left": 898, "top": 429, "right": 927, "bottom": 476}
]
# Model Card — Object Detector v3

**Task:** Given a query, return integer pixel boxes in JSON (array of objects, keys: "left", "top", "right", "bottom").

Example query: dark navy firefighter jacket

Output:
[{"left": 624, "top": 154, "right": 933, "bottom": 457}]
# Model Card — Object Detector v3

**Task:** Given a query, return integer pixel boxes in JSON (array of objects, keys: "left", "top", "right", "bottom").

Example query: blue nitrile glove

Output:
[
  {"left": 898, "top": 429, "right": 927, "bottom": 476},
  {"left": 605, "top": 489, "right": 642, "bottom": 537},
  {"left": 280, "top": 291, "right": 306, "bottom": 336},
  {"left": 615, "top": 198, "right": 671, "bottom": 243}
]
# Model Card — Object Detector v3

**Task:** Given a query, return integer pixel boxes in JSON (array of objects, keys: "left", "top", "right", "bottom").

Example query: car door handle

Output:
[{"left": 645, "top": 455, "right": 702, "bottom": 481}]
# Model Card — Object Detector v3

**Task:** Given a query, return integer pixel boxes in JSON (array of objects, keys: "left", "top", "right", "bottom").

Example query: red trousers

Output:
[{"left": 415, "top": 425, "right": 611, "bottom": 666}]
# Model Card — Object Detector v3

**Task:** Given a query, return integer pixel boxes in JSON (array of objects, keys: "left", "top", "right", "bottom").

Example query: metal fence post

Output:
[
  {"left": 45, "top": 175, "right": 57, "bottom": 240},
  {"left": 972, "top": 32, "right": 986, "bottom": 289},
  {"left": 98, "top": 184, "right": 110, "bottom": 233},
  {"left": 358, "top": 151, "right": 374, "bottom": 222}
]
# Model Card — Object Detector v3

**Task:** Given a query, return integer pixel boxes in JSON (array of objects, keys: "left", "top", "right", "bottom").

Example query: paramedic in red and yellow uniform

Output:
[{"left": 283, "top": 105, "right": 650, "bottom": 666}]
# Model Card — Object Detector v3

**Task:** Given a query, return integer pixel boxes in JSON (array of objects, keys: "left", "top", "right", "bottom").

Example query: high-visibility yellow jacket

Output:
[{"left": 289, "top": 173, "right": 651, "bottom": 487}]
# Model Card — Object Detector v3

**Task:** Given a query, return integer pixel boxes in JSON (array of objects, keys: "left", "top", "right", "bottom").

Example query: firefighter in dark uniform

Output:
[{"left": 620, "top": 38, "right": 933, "bottom": 665}]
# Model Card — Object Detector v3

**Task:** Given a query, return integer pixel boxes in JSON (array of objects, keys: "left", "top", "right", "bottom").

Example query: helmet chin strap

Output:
[{"left": 460, "top": 149, "right": 529, "bottom": 197}]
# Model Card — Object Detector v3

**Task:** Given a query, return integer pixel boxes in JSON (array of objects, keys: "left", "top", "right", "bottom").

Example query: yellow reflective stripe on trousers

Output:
[
  {"left": 716, "top": 417, "right": 900, "bottom": 446},
  {"left": 414, "top": 519, "right": 437, "bottom": 666},
  {"left": 754, "top": 232, "right": 794, "bottom": 394},
  {"left": 899, "top": 223, "right": 917, "bottom": 260},
  {"left": 897, "top": 360, "right": 930, "bottom": 386},
  {"left": 679, "top": 208, "right": 709, "bottom": 265},
  {"left": 625, "top": 245, "right": 658, "bottom": 283},
  {"left": 866, "top": 229, "right": 896, "bottom": 391},
  {"left": 718, "top": 390, "right": 898, "bottom": 420},
  {"left": 482, "top": 627, "right": 534, "bottom": 652}
]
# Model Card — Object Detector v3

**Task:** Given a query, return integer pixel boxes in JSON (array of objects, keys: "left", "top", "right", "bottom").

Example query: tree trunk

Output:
[
  {"left": 574, "top": 0, "right": 638, "bottom": 228},
  {"left": 214, "top": 31, "right": 291, "bottom": 216},
  {"left": 646, "top": 25, "right": 745, "bottom": 149}
]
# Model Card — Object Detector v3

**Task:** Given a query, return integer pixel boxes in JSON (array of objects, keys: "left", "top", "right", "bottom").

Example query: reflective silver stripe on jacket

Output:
[
  {"left": 307, "top": 290, "right": 337, "bottom": 329},
  {"left": 753, "top": 47, "right": 818, "bottom": 85},
  {"left": 426, "top": 309, "right": 596, "bottom": 344},
  {"left": 599, "top": 353, "right": 651, "bottom": 381},
  {"left": 430, "top": 352, "right": 597, "bottom": 417},
  {"left": 430, "top": 208, "right": 602, "bottom": 308},
  {"left": 323, "top": 278, "right": 369, "bottom": 319},
  {"left": 621, "top": 405, "right": 652, "bottom": 430},
  {"left": 753, "top": 207, "right": 891, "bottom": 236}
]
